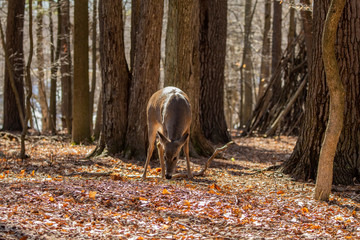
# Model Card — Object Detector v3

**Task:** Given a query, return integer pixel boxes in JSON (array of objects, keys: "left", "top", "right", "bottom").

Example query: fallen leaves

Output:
[{"left": 0, "top": 134, "right": 359, "bottom": 239}]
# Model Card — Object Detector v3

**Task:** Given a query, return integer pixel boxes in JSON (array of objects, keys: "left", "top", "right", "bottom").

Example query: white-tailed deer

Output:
[{"left": 142, "top": 87, "right": 192, "bottom": 180}]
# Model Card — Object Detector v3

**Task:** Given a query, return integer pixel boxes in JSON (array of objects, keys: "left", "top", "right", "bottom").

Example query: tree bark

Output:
[
  {"left": 72, "top": 0, "right": 91, "bottom": 143},
  {"left": 130, "top": 0, "right": 140, "bottom": 71},
  {"left": 300, "top": 0, "right": 313, "bottom": 66},
  {"left": 240, "top": 0, "right": 256, "bottom": 126},
  {"left": 3, "top": 0, "right": 25, "bottom": 131},
  {"left": 21, "top": 0, "right": 34, "bottom": 158},
  {"left": 36, "top": 0, "right": 50, "bottom": 133},
  {"left": 98, "top": 0, "right": 130, "bottom": 154},
  {"left": 271, "top": 0, "right": 282, "bottom": 98},
  {"left": 258, "top": 0, "right": 271, "bottom": 100},
  {"left": 199, "top": 0, "right": 230, "bottom": 144},
  {"left": 49, "top": 0, "right": 61, "bottom": 133},
  {"left": 125, "top": 0, "right": 164, "bottom": 160},
  {"left": 89, "top": 0, "right": 97, "bottom": 134},
  {"left": 164, "top": 0, "right": 178, "bottom": 87},
  {"left": 314, "top": 0, "right": 346, "bottom": 201},
  {"left": 281, "top": 0, "right": 360, "bottom": 185},
  {"left": 60, "top": 0, "right": 72, "bottom": 134}
]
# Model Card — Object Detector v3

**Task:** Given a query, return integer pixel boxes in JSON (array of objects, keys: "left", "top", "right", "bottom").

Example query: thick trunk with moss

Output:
[{"left": 281, "top": 0, "right": 360, "bottom": 185}]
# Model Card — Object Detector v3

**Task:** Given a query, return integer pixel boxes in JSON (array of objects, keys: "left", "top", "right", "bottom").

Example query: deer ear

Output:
[
  {"left": 157, "top": 131, "right": 170, "bottom": 144},
  {"left": 177, "top": 133, "right": 189, "bottom": 145}
]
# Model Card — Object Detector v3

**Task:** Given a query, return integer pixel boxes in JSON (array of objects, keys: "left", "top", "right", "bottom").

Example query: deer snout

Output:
[{"left": 165, "top": 174, "right": 172, "bottom": 179}]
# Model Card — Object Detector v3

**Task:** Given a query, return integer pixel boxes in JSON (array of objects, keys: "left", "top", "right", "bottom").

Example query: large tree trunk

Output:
[
  {"left": 130, "top": 0, "right": 140, "bottom": 71},
  {"left": 281, "top": 0, "right": 360, "bottom": 185},
  {"left": 98, "top": 0, "right": 130, "bottom": 154},
  {"left": 164, "top": 0, "right": 178, "bottom": 87},
  {"left": 300, "top": 0, "right": 313, "bottom": 66},
  {"left": 3, "top": 0, "right": 25, "bottom": 131},
  {"left": 168, "top": 0, "right": 213, "bottom": 156},
  {"left": 314, "top": 0, "right": 346, "bottom": 201},
  {"left": 125, "top": 1, "right": 164, "bottom": 160},
  {"left": 60, "top": 0, "right": 72, "bottom": 134},
  {"left": 72, "top": 0, "right": 91, "bottom": 143},
  {"left": 199, "top": 0, "right": 230, "bottom": 144}
]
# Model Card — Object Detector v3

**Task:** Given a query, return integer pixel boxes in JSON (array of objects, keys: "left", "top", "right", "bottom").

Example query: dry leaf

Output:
[
  {"left": 89, "top": 191, "right": 97, "bottom": 199},
  {"left": 162, "top": 189, "right": 171, "bottom": 195}
]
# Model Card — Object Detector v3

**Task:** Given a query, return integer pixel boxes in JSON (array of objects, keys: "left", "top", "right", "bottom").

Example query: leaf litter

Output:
[{"left": 0, "top": 131, "right": 359, "bottom": 239}]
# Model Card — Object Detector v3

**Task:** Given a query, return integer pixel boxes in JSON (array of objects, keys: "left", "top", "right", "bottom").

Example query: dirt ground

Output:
[{"left": 0, "top": 131, "right": 359, "bottom": 239}]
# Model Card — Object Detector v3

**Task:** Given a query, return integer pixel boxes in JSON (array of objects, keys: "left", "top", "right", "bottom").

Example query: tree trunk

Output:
[
  {"left": 281, "top": 0, "right": 360, "bottom": 185},
  {"left": 36, "top": 0, "right": 49, "bottom": 133},
  {"left": 199, "top": 0, "right": 230, "bottom": 144},
  {"left": 60, "top": 0, "right": 72, "bottom": 134},
  {"left": 21, "top": 0, "right": 34, "bottom": 158},
  {"left": 72, "top": 0, "right": 91, "bottom": 143},
  {"left": 300, "top": 0, "right": 313, "bottom": 66},
  {"left": 3, "top": 0, "right": 25, "bottom": 131},
  {"left": 89, "top": 0, "right": 97, "bottom": 134},
  {"left": 240, "top": 0, "right": 256, "bottom": 126},
  {"left": 166, "top": 0, "right": 213, "bottom": 156},
  {"left": 164, "top": 0, "right": 178, "bottom": 87},
  {"left": 258, "top": 0, "right": 271, "bottom": 100},
  {"left": 314, "top": 0, "right": 346, "bottom": 201},
  {"left": 130, "top": 0, "right": 140, "bottom": 71},
  {"left": 98, "top": 0, "right": 130, "bottom": 154},
  {"left": 93, "top": 88, "right": 102, "bottom": 140},
  {"left": 49, "top": 0, "right": 61, "bottom": 133},
  {"left": 271, "top": 0, "right": 282, "bottom": 98},
  {"left": 125, "top": 0, "right": 164, "bottom": 160}
]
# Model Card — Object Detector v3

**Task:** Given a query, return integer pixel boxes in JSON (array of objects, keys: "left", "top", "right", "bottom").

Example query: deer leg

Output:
[
  {"left": 142, "top": 127, "right": 157, "bottom": 179},
  {"left": 157, "top": 141, "right": 165, "bottom": 179},
  {"left": 183, "top": 137, "right": 193, "bottom": 178}
]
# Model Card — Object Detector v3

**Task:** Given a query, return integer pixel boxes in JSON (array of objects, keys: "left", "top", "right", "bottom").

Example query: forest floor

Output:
[{"left": 0, "top": 131, "right": 359, "bottom": 240}]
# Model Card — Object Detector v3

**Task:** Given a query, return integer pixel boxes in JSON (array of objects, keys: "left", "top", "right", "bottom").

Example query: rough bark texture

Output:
[
  {"left": 240, "top": 0, "right": 255, "bottom": 126},
  {"left": 72, "top": 0, "right": 91, "bottom": 143},
  {"left": 130, "top": 0, "right": 140, "bottom": 71},
  {"left": 258, "top": 0, "right": 271, "bottom": 100},
  {"left": 314, "top": 0, "right": 346, "bottom": 201},
  {"left": 36, "top": 0, "right": 49, "bottom": 132},
  {"left": 99, "top": 0, "right": 130, "bottom": 154},
  {"left": 3, "top": 0, "right": 25, "bottom": 131},
  {"left": 49, "top": 0, "right": 61, "bottom": 133},
  {"left": 300, "top": 0, "right": 313, "bottom": 66},
  {"left": 271, "top": 0, "right": 282, "bottom": 99},
  {"left": 175, "top": 0, "right": 214, "bottom": 156},
  {"left": 199, "top": 0, "right": 230, "bottom": 144},
  {"left": 60, "top": 0, "right": 72, "bottom": 134},
  {"left": 125, "top": 1, "right": 164, "bottom": 160},
  {"left": 281, "top": 0, "right": 360, "bottom": 185},
  {"left": 164, "top": 0, "right": 178, "bottom": 87}
]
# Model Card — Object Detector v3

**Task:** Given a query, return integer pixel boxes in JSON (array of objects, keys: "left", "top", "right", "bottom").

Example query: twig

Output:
[
  {"left": 172, "top": 141, "right": 234, "bottom": 178},
  {"left": 175, "top": 221, "right": 207, "bottom": 236}
]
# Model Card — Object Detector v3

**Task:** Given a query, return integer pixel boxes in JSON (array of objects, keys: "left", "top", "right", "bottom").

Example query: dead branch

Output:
[{"left": 172, "top": 141, "right": 234, "bottom": 178}]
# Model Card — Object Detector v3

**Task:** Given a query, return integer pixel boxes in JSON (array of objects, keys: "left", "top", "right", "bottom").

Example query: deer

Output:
[{"left": 142, "top": 87, "right": 193, "bottom": 180}]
